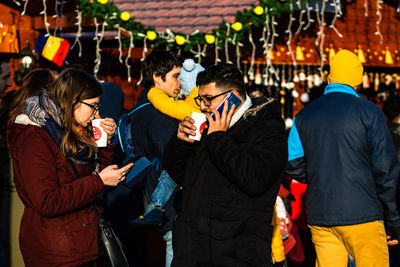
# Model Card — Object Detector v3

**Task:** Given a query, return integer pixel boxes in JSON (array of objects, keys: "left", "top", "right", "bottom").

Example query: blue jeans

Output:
[
  {"left": 149, "top": 171, "right": 176, "bottom": 266},
  {"left": 163, "top": 230, "right": 173, "bottom": 267},
  {"left": 149, "top": 170, "right": 177, "bottom": 208}
]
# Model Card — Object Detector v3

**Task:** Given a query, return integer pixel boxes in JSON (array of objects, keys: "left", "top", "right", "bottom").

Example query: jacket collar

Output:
[
  {"left": 229, "top": 95, "right": 252, "bottom": 128},
  {"left": 324, "top": 83, "right": 360, "bottom": 98}
]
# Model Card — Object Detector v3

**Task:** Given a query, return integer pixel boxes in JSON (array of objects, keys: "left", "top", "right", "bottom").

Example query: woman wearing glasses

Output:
[{"left": 7, "top": 68, "right": 132, "bottom": 267}]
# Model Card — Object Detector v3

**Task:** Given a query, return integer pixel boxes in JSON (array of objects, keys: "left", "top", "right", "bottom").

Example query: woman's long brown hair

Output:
[
  {"left": 8, "top": 69, "right": 54, "bottom": 121},
  {"left": 49, "top": 68, "right": 102, "bottom": 158}
]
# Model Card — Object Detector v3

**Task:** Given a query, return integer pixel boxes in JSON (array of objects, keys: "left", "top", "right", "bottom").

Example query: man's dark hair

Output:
[
  {"left": 142, "top": 50, "right": 183, "bottom": 90},
  {"left": 0, "top": 54, "right": 10, "bottom": 74},
  {"left": 196, "top": 63, "right": 246, "bottom": 98},
  {"left": 383, "top": 95, "right": 400, "bottom": 122}
]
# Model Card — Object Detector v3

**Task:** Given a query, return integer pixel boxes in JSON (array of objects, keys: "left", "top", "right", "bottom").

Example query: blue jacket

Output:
[{"left": 286, "top": 83, "right": 400, "bottom": 227}]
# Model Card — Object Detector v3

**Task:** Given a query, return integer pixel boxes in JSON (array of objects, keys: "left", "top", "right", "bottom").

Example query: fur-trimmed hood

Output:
[
  {"left": 243, "top": 97, "right": 276, "bottom": 120},
  {"left": 228, "top": 96, "right": 284, "bottom": 136}
]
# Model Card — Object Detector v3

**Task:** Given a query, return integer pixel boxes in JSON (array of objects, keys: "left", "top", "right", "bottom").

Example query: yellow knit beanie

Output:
[{"left": 328, "top": 49, "right": 363, "bottom": 88}]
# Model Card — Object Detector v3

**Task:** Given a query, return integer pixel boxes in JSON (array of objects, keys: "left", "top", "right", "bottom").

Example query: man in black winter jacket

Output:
[{"left": 164, "top": 64, "right": 287, "bottom": 266}]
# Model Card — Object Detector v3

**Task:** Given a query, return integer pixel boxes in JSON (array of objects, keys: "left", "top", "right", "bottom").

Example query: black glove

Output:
[{"left": 389, "top": 226, "right": 400, "bottom": 241}]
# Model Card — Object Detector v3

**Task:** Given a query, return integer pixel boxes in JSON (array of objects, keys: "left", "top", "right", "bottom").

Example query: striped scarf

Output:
[{"left": 24, "top": 92, "right": 99, "bottom": 170}]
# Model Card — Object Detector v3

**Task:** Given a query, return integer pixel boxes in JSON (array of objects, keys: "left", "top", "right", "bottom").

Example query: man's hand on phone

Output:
[
  {"left": 207, "top": 99, "right": 235, "bottom": 134},
  {"left": 177, "top": 116, "right": 196, "bottom": 143}
]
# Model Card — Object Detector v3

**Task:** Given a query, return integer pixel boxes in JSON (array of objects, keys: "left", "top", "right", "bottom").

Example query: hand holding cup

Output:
[
  {"left": 92, "top": 118, "right": 117, "bottom": 147},
  {"left": 177, "top": 116, "right": 197, "bottom": 143},
  {"left": 189, "top": 112, "right": 207, "bottom": 141},
  {"left": 100, "top": 118, "right": 117, "bottom": 143}
]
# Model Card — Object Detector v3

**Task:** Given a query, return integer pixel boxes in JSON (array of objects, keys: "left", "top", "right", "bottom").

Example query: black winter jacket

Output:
[{"left": 164, "top": 97, "right": 287, "bottom": 267}]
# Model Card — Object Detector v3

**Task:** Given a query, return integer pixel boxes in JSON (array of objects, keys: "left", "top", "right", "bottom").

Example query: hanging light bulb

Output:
[
  {"left": 396, "top": 75, "right": 400, "bottom": 90},
  {"left": 385, "top": 74, "right": 393, "bottom": 85},
  {"left": 374, "top": 73, "right": 380, "bottom": 91},
  {"left": 314, "top": 73, "right": 322, "bottom": 87},
  {"left": 293, "top": 72, "right": 300, "bottom": 83},
  {"left": 269, "top": 75, "right": 274, "bottom": 86},
  {"left": 307, "top": 74, "right": 314, "bottom": 89},
  {"left": 263, "top": 73, "right": 269, "bottom": 86},
  {"left": 244, "top": 75, "right": 249, "bottom": 84},
  {"left": 267, "top": 49, "right": 275, "bottom": 60},
  {"left": 291, "top": 89, "right": 299, "bottom": 97},
  {"left": 299, "top": 65, "right": 306, "bottom": 81},
  {"left": 249, "top": 67, "right": 255, "bottom": 81},
  {"left": 243, "top": 62, "right": 249, "bottom": 84},
  {"left": 255, "top": 64, "right": 262, "bottom": 85},
  {"left": 385, "top": 47, "right": 394, "bottom": 65},
  {"left": 363, "top": 72, "right": 370, "bottom": 88},
  {"left": 300, "top": 92, "right": 310, "bottom": 103},
  {"left": 329, "top": 44, "right": 335, "bottom": 60},
  {"left": 358, "top": 45, "right": 366, "bottom": 63},
  {"left": 296, "top": 46, "right": 305, "bottom": 61}
]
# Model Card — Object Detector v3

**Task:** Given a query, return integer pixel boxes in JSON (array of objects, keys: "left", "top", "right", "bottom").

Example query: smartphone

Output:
[{"left": 210, "top": 91, "right": 242, "bottom": 119}]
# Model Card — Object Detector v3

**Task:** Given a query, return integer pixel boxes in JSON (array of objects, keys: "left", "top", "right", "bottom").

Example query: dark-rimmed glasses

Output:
[
  {"left": 80, "top": 101, "right": 100, "bottom": 115},
  {"left": 194, "top": 90, "right": 232, "bottom": 107}
]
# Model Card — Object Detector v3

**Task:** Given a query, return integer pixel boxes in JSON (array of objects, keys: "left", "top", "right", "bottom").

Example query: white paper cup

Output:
[
  {"left": 189, "top": 112, "right": 207, "bottom": 141},
  {"left": 92, "top": 119, "right": 107, "bottom": 147}
]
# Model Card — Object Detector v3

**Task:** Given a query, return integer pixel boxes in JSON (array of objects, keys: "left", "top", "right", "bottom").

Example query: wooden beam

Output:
[{"left": 32, "top": 12, "right": 94, "bottom": 31}]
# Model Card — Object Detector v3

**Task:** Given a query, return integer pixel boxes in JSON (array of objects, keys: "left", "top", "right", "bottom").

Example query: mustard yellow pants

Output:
[{"left": 309, "top": 221, "right": 389, "bottom": 267}]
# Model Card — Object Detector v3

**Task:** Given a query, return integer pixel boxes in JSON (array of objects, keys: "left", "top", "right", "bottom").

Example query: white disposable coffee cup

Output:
[
  {"left": 189, "top": 112, "right": 207, "bottom": 141},
  {"left": 92, "top": 119, "right": 107, "bottom": 147}
]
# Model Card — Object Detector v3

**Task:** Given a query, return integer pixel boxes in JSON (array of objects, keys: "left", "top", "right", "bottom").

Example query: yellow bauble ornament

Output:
[
  {"left": 231, "top": 22, "right": 243, "bottom": 32},
  {"left": 175, "top": 35, "right": 186, "bottom": 46},
  {"left": 147, "top": 31, "right": 157, "bottom": 41},
  {"left": 97, "top": 0, "right": 108, "bottom": 4},
  {"left": 253, "top": 6, "right": 264, "bottom": 16},
  {"left": 120, "top": 12, "right": 130, "bottom": 21},
  {"left": 205, "top": 34, "right": 215, "bottom": 44}
]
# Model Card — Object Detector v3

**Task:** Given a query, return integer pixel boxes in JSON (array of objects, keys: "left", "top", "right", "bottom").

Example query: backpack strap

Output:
[
  {"left": 127, "top": 102, "right": 151, "bottom": 117},
  {"left": 116, "top": 102, "right": 160, "bottom": 173},
  {"left": 116, "top": 102, "right": 151, "bottom": 151}
]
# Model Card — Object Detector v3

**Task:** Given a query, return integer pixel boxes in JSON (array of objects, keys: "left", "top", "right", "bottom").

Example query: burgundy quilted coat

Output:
[{"left": 7, "top": 120, "right": 114, "bottom": 267}]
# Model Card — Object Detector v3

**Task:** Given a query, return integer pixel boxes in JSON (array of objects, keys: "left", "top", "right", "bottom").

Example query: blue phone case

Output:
[{"left": 211, "top": 92, "right": 242, "bottom": 119}]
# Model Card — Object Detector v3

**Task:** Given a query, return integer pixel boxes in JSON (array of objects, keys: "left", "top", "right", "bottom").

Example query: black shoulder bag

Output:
[{"left": 68, "top": 161, "right": 130, "bottom": 267}]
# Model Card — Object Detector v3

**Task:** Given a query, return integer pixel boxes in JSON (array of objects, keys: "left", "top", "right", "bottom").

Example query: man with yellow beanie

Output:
[{"left": 285, "top": 49, "right": 400, "bottom": 267}]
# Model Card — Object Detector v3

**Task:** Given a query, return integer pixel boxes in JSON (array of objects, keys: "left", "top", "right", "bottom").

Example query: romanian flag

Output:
[{"left": 34, "top": 33, "right": 70, "bottom": 67}]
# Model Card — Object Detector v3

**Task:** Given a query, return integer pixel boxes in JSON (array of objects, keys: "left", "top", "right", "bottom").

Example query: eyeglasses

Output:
[
  {"left": 80, "top": 101, "right": 100, "bottom": 115},
  {"left": 194, "top": 90, "right": 232, "bottom": 107}
]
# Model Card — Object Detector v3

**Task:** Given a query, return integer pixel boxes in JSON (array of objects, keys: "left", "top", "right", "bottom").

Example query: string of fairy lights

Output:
[
  {"left": 70, "top": 8, "right": 82, "bottom": 57},
  {"left": 5, "top": 0, "right": 400, "bottom": 83}
]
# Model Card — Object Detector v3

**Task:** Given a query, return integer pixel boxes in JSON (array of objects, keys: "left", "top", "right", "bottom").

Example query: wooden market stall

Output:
[{"left": 1, "top": 1, "right": 400, "bottom": 266}]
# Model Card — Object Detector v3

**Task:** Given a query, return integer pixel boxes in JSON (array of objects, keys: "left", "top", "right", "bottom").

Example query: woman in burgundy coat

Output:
[{"left": 6, "top": 69, "right": 132, "bottom": 267}]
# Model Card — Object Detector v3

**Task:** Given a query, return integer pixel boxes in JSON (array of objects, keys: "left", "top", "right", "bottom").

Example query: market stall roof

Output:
[{"left": 113, "top": 0, "right": 258, "bottom": 34}]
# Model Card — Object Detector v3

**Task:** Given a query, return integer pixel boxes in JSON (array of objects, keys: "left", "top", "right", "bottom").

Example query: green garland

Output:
[{"left": 75, "top": 0, "right": 319, "bottom": 52}]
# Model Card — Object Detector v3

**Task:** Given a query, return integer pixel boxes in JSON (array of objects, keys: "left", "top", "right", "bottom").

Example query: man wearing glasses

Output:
[{"left": 164, "top": 63, "right": 288, "bottom": 266}]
